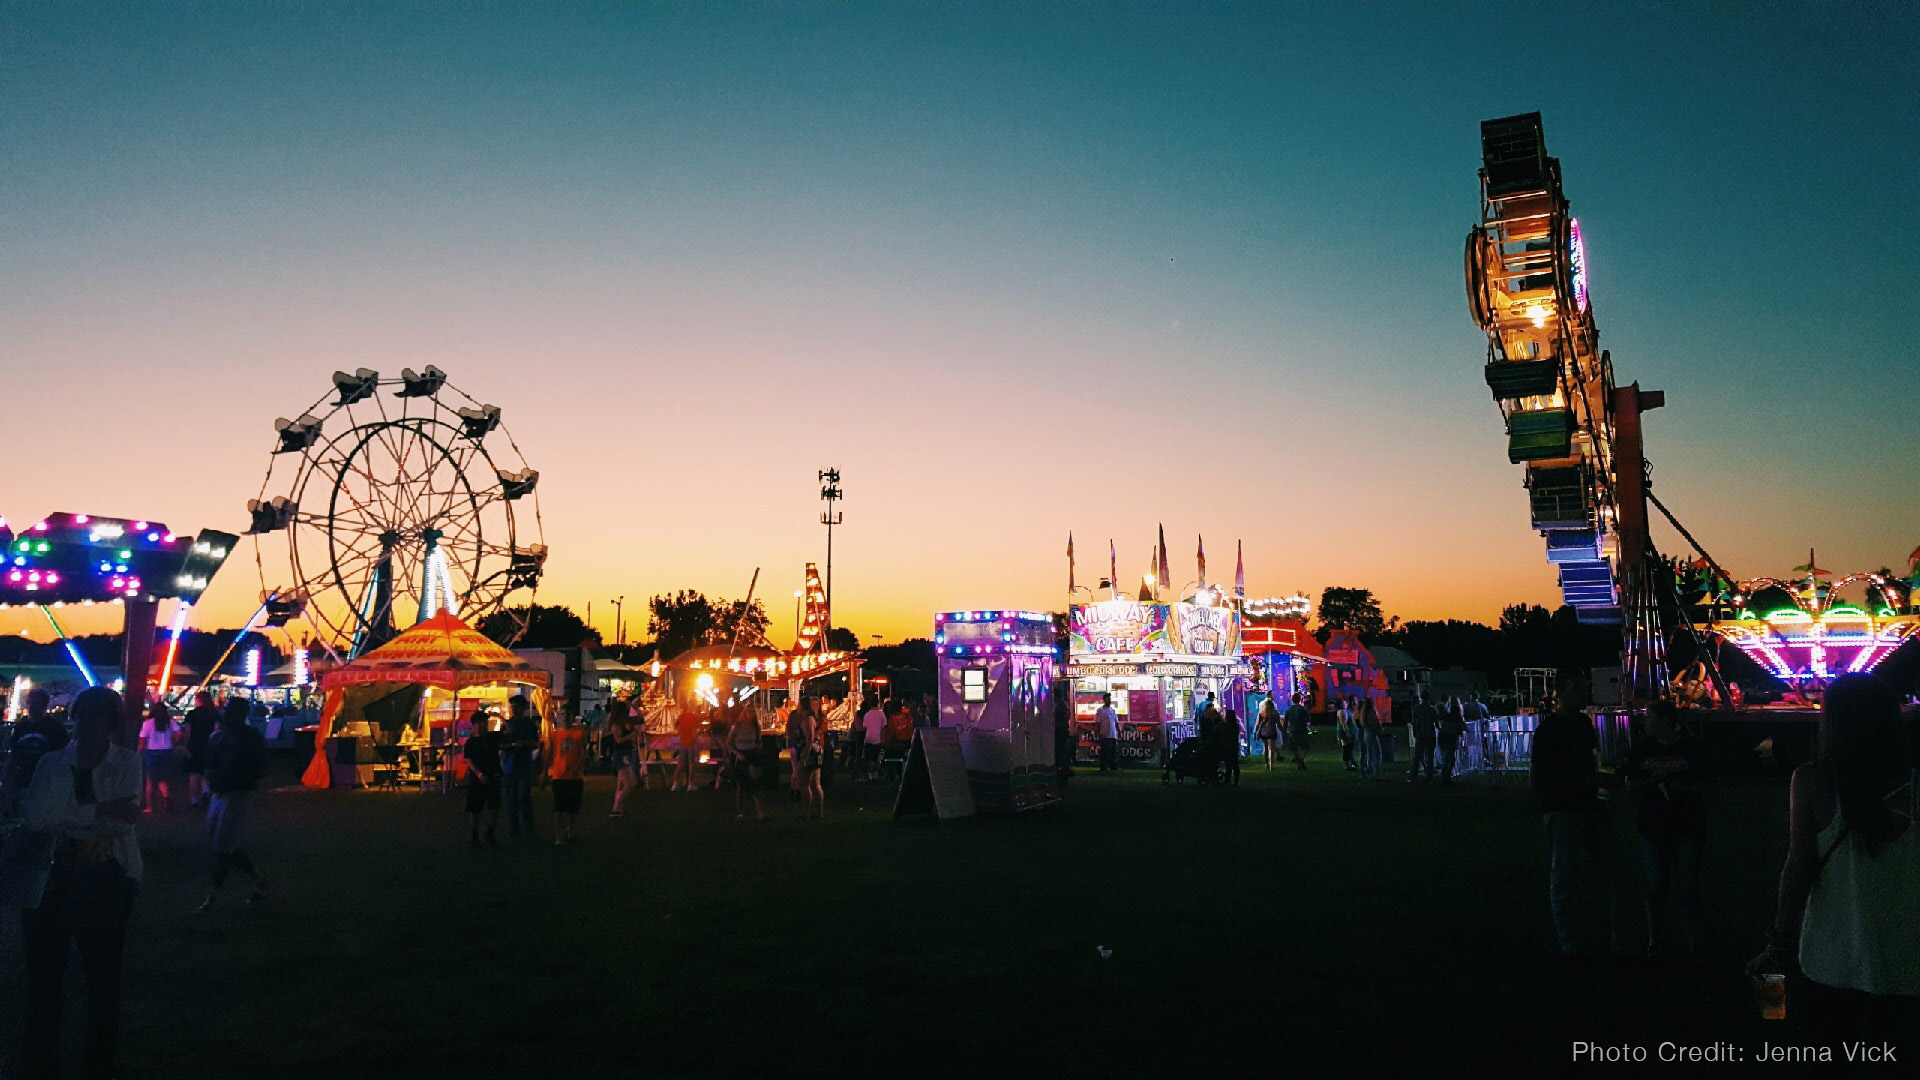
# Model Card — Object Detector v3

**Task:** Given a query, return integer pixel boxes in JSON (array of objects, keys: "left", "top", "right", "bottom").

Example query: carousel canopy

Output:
[{"left": 320, "top": 611, "right": 552, "bottom": 690}]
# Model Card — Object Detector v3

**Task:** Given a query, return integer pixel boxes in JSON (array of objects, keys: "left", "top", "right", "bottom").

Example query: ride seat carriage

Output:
[{"left": 1506, "top": 408, "right": 1574, "bottom": 463}]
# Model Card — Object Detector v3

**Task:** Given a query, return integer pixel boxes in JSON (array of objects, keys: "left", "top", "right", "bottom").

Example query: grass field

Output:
[{"left": 2, "top": 754, "right": 1797, "bottom": 1077}]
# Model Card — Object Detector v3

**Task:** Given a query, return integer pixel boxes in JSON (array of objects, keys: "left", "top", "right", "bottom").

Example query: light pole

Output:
[
  {"left": 610, "top": 595, "right": 624, "bottom": 647},
  {"left": 818, "top": 468, "right": 842, "bottom": 645}
]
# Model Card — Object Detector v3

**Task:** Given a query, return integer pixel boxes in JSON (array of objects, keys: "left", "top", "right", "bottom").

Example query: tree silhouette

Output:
[
  {"left": 1314, "top": 587, "right": 1386, "bottom": 641},
  {"left": 646, "top": 591, "right": 770, "bottom": 659},
  {"left": 478, "top": 604, "right": 599, "bottom": 649},
  {"left": 648, "top": 591, "right": 719, "bottom": 659}
]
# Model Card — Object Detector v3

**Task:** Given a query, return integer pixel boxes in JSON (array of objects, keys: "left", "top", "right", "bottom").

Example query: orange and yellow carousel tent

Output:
[{"left": 299, "top": 612, "right": 551, "bottom": 788}]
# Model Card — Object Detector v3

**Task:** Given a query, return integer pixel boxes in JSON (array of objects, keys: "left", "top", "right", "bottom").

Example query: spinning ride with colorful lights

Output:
[
  {"left": 246, "top": 367, "right": 546, "bottom": 661},
  {"left": 1689, "top": 552, "right": 1919, "bottom": 705},
  {"left": 1464, "top": 114, "right": 1916, "bottom": 708}
]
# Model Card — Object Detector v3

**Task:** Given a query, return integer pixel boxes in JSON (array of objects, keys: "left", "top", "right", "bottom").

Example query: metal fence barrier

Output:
[
  {"left": 1457, "top": 715, "right": 1537, "bottom": 777},
  {"left": 1456, "top": 711, "right": 1633, "bottom": 777}
]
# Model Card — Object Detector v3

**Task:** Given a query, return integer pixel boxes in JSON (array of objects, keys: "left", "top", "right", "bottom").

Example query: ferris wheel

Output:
[
  {"left": 1465, "top": 113, "right": 1631, "bottom": 622},
  {"left": 247, "top": 367, "right": 546, "bottom": 658},
  {"left": 1465, "top": 114, "right": 1679, "bottom": 700}
]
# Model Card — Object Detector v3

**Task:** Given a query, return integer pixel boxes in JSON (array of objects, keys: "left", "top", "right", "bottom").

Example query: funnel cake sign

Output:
[{"left": 1170, "top": 604, "right": 1239, "bottom": 657}]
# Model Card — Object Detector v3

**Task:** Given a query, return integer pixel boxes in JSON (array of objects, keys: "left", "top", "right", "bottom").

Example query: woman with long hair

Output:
[
  {"left": 1752, "top": 674, "right": 1917, "bottom": 1043},
  {"left": 1358, "top": 696, "right": 1385, "bottom": 781},
  {"left": 138, "top": 699, "right": 181, "bottom": 812},
  {"left": 726, "top": 702, "right": 766, "bottom": 821},
  {"left": 607, "top": 702, "right": 640, "bottom": 817},
  {"left": 794, "top": 697, "right": 825, "bottom": 820}
]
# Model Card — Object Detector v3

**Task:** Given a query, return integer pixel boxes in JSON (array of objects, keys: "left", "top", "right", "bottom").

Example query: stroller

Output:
[{"left": 1163, "top": 737, "right": 1217, "bottom": 784}]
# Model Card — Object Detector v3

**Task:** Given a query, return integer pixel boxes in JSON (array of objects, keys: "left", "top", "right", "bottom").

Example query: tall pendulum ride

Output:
[
  {"left": 1465, "top": 114, "right": 1917, "bottom": 710},
  {"left": 247, "top": 367, "right": 547, "bottom": 661}
]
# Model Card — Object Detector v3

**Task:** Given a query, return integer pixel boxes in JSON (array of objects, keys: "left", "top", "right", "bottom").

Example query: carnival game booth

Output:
[
  {"left": 1318, "top": 628, "right": 1394, "bottom": 738},
  {"left": 1066, "top": 598, "right": 1252, "bottom": 768},
  {"left": 933, "top": 609, "right": 1060, "bottom": 812},
  {"left": 299, "top": 612, "right": 552, "bottom": 789},
  {"left": 1239, "top": 597, "right": 1326, "bottom": 757},
  {"left": 640, "top": 642, "right": 862, "bottom": 760}
]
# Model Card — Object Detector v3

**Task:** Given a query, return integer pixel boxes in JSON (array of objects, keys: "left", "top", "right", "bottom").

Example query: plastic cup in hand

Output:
[{"left": 1752, "top": 973, "right": 1786, "bottom": 1021}]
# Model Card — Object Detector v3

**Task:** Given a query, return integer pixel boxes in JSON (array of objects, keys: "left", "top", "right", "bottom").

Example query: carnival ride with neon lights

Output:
[
  {"left": 0, "top": 511, "right": 239, "bottom": 715},
  {"left": 1682, "top": 551, "right": 1919, "bottom": 706},
  {"left": 247, "top": 368, "right": 546, "bottom": 662},
  {"left": 1465, "top": 113, "right": 1917, "bottom": 710}
]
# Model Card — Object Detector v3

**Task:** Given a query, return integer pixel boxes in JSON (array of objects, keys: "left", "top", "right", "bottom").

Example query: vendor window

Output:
[{"left": 961, "top": 667, "right": 988, "bottom": 703}]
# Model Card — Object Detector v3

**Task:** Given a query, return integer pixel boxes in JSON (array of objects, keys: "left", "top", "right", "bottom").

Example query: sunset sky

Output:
[{"left": 3, "top": 4, "right": 1914, "bottom": 649}]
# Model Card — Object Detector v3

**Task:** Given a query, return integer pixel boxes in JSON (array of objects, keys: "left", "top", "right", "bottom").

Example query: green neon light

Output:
[
  {"left": 1824, "top": 605, "right": 1871, "bottom": 618},
  {"left": 1762, "top": 609, "right": 1813, "bottom": 622}
]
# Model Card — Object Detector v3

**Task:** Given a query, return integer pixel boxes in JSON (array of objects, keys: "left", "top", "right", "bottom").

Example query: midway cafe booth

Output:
[
  {"left": 1067, "top": 598, "right": 1252, "bottom": 767},
  {"left": 299, "top": 612, "right": 552, "bottom": 789}
]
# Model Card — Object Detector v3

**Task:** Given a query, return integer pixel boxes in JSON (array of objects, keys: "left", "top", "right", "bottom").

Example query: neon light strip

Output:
[
  {"left": 6, "top": 675, "right": 27, "bottom": 722},
  {"left": 157, "top": 601, "right": 191, "bottom": 695},
  {"left": 194, "top": 597, "right": 272, "bottom": 696},
  {"left": 39, "top": 605, "right": 98, "bottom": 687}
]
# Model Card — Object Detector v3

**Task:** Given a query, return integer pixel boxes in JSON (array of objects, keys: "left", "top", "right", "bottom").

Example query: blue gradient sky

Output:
[{"left": 3, "top": 3, "right": 1915, "bottom": 645}]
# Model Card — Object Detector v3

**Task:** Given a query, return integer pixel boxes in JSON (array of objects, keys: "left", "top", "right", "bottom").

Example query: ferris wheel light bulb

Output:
[{"left": 1525, "top": 304, "right": 1549, "bottom": 328}]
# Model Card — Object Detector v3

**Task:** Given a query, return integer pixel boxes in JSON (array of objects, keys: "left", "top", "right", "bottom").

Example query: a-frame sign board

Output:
[{"left": 892, "top": 727, "right": 976, "bottom": 822}]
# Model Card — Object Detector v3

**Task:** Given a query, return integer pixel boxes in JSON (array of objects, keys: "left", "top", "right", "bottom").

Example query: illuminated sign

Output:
[
  {"left": 1169, "top": 604, "right": 1239, "bottom": 656},
  {"left": 1070, "top": 601, "right": 1168, "bottom": 655},
  {"left": 1568, "top": 218, "right": 1589, "bottom": 314}
]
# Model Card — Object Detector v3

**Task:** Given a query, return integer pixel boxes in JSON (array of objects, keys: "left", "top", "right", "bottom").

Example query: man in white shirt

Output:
[
  {"left": 859, "top": 701, "right": 889, "bottom": 782},
  {"left": 1095, "top": 694, "right": 1121, "bottom": 773}
]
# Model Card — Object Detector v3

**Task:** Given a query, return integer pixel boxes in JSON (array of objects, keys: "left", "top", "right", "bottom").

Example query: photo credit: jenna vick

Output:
[{"left": 1572, "top": 1041, "right": 1900, "bottom": 1064}]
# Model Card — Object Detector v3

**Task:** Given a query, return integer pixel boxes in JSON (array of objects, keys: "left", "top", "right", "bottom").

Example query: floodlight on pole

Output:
[{"left": 818, "top": 468, "right": 842, "bottom": 643}]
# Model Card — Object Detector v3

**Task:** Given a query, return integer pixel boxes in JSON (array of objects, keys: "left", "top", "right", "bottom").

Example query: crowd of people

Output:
[
  {"left": 457, "top": 689, "right": 937, "bottom": 843},
  {"left": 4, "top": 668, "right": 1915, "bottom": 1071},
  {"left": 1531, "top": 670, "right": 1916, "bottom": 1048}
]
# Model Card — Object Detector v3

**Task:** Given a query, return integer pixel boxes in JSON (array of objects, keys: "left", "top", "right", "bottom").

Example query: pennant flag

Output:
[
  {"left": 1234, "top": 540, "right": 1245, "bottom": 599},
  {"left": 1067, "top": 532, "right": 1076, "bottom": 595},
  {"left": 1196, "top": 534, "right": 1207, "bottom": 587},
  {"left": 1908, "top": 544, "right": 1920, "bottom": 567},
  {"left": 1157, "top": 524, "right": 1171, "bottom": 593},
  {"left": 1142, "top": 543, "right": 1159, "bottom": 601},
  {"left": 1109, "top": 540, "right": 1118, "bottom": 599}
]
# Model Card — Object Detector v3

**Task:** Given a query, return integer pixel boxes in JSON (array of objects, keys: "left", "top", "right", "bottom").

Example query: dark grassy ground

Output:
[{"left": 3, "top": 755, "right": 1798, "bottom": 1078}]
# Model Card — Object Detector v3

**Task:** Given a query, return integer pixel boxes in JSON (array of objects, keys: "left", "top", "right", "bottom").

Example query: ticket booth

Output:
[{"left": 933, "top": 609, "right": 1060, "bottom": 813}]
